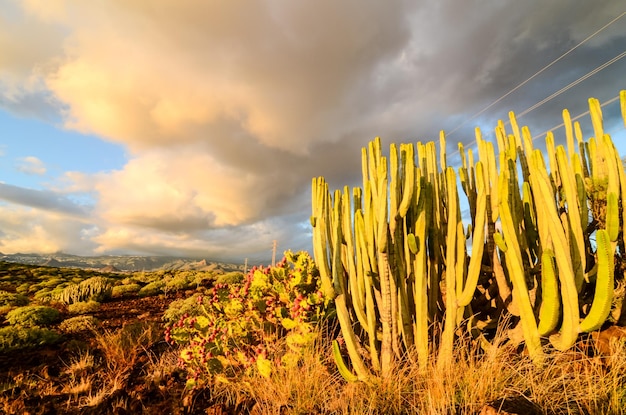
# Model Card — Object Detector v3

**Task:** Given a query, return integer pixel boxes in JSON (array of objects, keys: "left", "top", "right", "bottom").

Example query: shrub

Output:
[
  {"left": 166, "top": 251, "right": 332, "bottom": 388},
  {"left": 165, "top": 274, "right": 194, "bottom": 292},
  {"left": 33, "top": 288, "right": 53, "bottom": 302},
  {"left": 16, "top": 283, "right": 30, "bottom": 295},
  {"left": 0, "top": 291, "right": 29, "bottom": 314},
  {"left": 42, "top": 277, "right": 67, "bottom": 289},
  {"left": 67, "top": 301, "right": 101, "bottom": 315},
  {"left": 162, "top": 293, "right": 206, "bottom": 324},
  {"left": 111, "top": 283, "right": 141, "bottom": 298},
  {"left": 138, "top": 280, "right": 165, "bottom": 297},
  {"left": 58, "top": 315, "right": 100, "bottom": 333},
  {"left": 0, "top": 326, "right": 61, "bottom": 351},
  {"left": 215, "top": 271, "right": 244, "bottom": 285},
  {"left": 6, "top": 305, "right": 62, "bottom": 327}
]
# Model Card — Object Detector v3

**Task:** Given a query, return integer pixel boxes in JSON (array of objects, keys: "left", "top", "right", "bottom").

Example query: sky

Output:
[{"left": 0, "top": 1, "right": 625, "bottom": 264}]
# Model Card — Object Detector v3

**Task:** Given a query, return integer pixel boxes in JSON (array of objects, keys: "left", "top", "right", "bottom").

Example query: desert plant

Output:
[
  {"left": 67, "top": 300, "right": 101, "bottom": 315},
  {"left": 162, "top": 293, "right": 206, "bottom": 324},
  {"left": 57, "top": 276, "right": 112, "bottom": 305},
  {"left": 312, "top": 92, "right": 626, "bottom": 379},
  {"left": 111, "top": 283, "right": 141, "bottom": 298},
  {"left": 0, "top": 326, "right": 61, "bottom": 351},
  {"left": 6, "top": 305, "right": 62, "bottom": 327},
  {"left": 58, "top": 315, "right": 100, "bottom": 333},
  {"left": 167, "top": 251, "right": 332, "bottom": 388},
  {"left": 165, "top": 273, "right": 195, "bottom": 292},
  {"left": 138, "top": 280, "right": 165, "bottom": 297},
  {"left": 214, "top": 271, "right": 244, "bottom": 285},
  {"left": 0, "top": 291, "right": 29, "bottom": 314}
]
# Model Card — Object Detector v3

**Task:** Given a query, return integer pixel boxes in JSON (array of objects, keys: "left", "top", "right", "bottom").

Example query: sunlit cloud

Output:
[
  {"left": 16, "top": 156, "right": 47, "bottom": 176},
  {"left": 0, "top": 0, "right": 624, "bottom": 261}
]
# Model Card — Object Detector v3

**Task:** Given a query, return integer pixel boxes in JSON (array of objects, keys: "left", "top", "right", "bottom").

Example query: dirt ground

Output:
[{"left": 0, "top": 292, "right": 245, "bottom": 415}]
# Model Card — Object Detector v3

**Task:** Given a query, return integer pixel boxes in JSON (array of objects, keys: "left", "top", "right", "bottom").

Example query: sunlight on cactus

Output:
[{"left": 312, "top": 91, "right": 626, "bottom": 380}]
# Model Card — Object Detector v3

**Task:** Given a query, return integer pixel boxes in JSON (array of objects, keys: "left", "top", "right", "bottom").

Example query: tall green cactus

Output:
[{"left": 312, "top": 90, "right": 626, "bottom": 380}]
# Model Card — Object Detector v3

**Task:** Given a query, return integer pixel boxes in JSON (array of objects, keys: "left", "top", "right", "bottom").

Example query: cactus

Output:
[{"left": 311, "top": 90, "right": 626, "bottom": 380}]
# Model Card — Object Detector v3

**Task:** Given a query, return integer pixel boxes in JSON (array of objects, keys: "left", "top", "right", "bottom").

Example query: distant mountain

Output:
[{"left": 0, "top": 252, "right": 245, "bottom": 273}]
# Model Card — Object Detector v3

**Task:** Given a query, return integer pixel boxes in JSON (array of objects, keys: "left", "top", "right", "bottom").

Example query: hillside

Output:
[{"left": 0, "top": 252, "right": 244, "bottom": 273}]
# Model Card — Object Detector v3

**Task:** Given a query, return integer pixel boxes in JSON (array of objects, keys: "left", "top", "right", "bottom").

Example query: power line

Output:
[
  {"left": 516, "top": 50, "right": 626, "bottom": 119},
  {"left": 446, "top": 10, "right": 626, "bottom": 137},
  {"left": 448, "top": 93, "right": 622, "bottom": 161},
  {"left": 531, "top": 94, "right": 621, "bottom": 141}
]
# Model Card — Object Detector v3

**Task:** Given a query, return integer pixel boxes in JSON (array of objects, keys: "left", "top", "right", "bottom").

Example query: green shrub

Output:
[
  {"left": 162, "top": 293, "right": 206, "bottom": 324},
  {"left": 16, "top": 283, "right": 30, "bottom": 295},
  {"left": 0, "top": 291, "right": 29, "bottom": 314},
  {"left": 0, "top": 326, "right": 61, "bottom": 351},
  {"left": 215, "top": 271, "right": 244, "bottom": 285},
  {"left": 167, "top": 251, "right": 332, "bottom": 388},
  {"left": 42, "top": 277, "right": 67, "bottom": 289},
  {"left": 67, "top": 300, "right": 101, "bottom": 315},
  {"left": 33, "top": 288, "right": 53, "bottom": 302},
  {"left": 165, "top": 274, "right": 194, "bottom": 292},
  {"left": 58, "top": 315, "right": 100, "bottom": 333},
  {"left": 0, "top": 291, "right": 29, "bottom": 307},
  {"left": 111, "top": 283, "right": 141, "bottom": 298},
  {"left": 138, "top": 280, "right": 165, "bottom": 297},
  {"left": 6, "top": 305, "right": 62, "bottom": 327}
]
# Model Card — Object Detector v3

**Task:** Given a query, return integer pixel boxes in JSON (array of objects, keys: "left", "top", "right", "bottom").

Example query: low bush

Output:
[
  {"left": 214, "top": 271, "right": 244, "bottom": 285},
  {"left": 67, "top": 301, "right": 101, "bottom": 315},
  {"left": 0, "top": 326, "right": 62, "bottom": 351},
  {"left": 138, "top": 280, "right": 165, "bottom": 297},
  {"left": 6, "top": 305, "right": 62, "bottom": 327},
  {"left": 0, "top": 291, "right": 29, "bottom": 314},
  {"left": 111, "top": 283, "right": 141, "bottom": 298},
  {"left": 58, "top": 315, "right": 100, "bottom": 333},
  {"left": 162, "top": 293, "right": 206, "bottom": 324},
  {"left": 165, "top": 274, "right": 194, "bottom": 292}
]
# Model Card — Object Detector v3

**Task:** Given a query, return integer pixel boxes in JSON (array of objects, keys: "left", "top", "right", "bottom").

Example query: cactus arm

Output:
[
  {"left": 530, "top": 151, "right": 579, "bottom": 351},
  {"left": 437, "top": 167, "right": 459, "bottom": 368},
  {"left": 563, "top": 109, "right": 575, "bottom": 160},
  {"left": 332, "top": 340, "right": 359, "bottom": 382},
  {"left": 580, "top": 229, "right": 614, "bottom": 332},
  {"left": 556, "top": 146, "right": 586, "bottom": 292},
  {"left": 458, "top": 162, "right": 487, "bottom": 306},
  {"left": 397, "top": 143, "right": 415, "bottom": 219},
  {"left": 589, "top": 98, "right": 604, "bottom": 140},
  {"left": 335, "top": 295, "right": 371, "bottom": 381},
  {"left": 499, "top": 169, "right": 544, "bottom": 363},
  {"left": 537, "top": 249, "right": 560, "bottom": 336},
  {"left": 412, "top": 186, "right": 429, "bottom": 367}
]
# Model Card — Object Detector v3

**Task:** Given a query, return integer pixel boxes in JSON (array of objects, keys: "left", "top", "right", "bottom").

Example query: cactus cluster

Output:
[
  {"left": 166, "top": 251, "right": 331, "bottom": 387},
  {"left": 312, "top": 92, "right": 626, "bottom": 380},
  {"left": 56, "top": 276, "right": 112, "bottom": 305}
]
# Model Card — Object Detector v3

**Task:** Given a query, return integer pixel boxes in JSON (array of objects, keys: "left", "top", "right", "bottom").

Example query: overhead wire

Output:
[
  {"left": 516, "top": 50, "right": 626, "bottom": 119},
  {"left": 446, "top": 10, "right": 626, "bottom": 137}
]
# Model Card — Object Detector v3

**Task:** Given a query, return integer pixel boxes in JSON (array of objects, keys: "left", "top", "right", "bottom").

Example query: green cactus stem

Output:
[{"left": 579, "top": 229, "right": 615, "bottom": 333}]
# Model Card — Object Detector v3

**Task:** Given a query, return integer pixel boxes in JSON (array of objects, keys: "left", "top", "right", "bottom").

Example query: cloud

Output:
[
  {"left": 0, "top": 0, "right": 625, "bottom": 260},
  {"left": 0, "top": 182, "right": 90, "bottom": 217},
  {"left": 16, "top": 156, "right": 47, "bottom": 176},
  {"left": 0, "top": 204, "right": 98, "bottom": 255}
]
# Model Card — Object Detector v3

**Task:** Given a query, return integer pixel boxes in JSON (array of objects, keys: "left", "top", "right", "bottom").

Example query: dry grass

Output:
[
  {"left": 1, "top": 318, "right": 624, "bottom": 414},
  {"left": 207, "top": 324, "right": 626, "bottom": 415}
]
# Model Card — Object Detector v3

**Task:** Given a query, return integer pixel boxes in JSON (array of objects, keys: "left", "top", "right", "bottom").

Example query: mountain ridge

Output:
[{"left": 0, "top": 252, "right": 245, "bottom": 273}]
